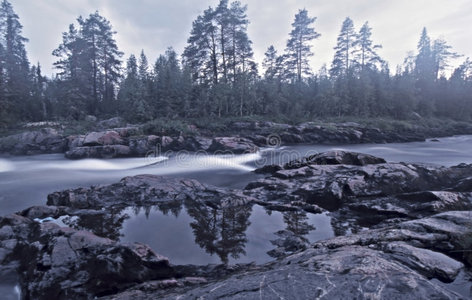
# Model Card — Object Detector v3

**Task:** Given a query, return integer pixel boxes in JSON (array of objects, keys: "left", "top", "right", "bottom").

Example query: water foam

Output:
[
  {"left": 0, "top": 159, "right": 14, "bottom": 173},
  {"left": 47, "top": 156, "right": 168, "bottom": 171}
]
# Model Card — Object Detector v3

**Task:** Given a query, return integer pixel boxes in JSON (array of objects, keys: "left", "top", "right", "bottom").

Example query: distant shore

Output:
[{"left": 1, "top": 117, "right": 472, "bottom": 159}]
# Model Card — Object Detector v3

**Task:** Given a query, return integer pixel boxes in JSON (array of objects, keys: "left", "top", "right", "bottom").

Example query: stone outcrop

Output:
[
  {"left": 207, "top": 137, "right": 259, "bottom": 154},
  {"left": 47, "top": 174, "right": 253, "bottom": 210},
  {"left": 103, "top": 211, "right": 472, "bottom": 299},
  {"left": 1, "top": 152, "right": 472, "bottom": 299},
  {"left": 0, "top": 213, "right": 175, "bottom": 299},
  {"left": 0, "top": 128, "right": 67, "bottom": 155}
]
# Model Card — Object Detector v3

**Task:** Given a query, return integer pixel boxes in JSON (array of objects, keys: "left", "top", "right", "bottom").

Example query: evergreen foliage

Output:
[{"left": 0, "top": 0, "right": 472, "bottom": 128}]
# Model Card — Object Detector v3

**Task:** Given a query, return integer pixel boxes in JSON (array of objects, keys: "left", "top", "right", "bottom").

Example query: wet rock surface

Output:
[
  {"left": 207, "top": 137, "right": 259, "bottom": 154},
  {"left": 47, "top": 174, "right": 253, "bottom": 209},
  {"left": 1, "top": 151, "right": 472, "bottom": 299},
  {"left": 104, "top": 211, "right": 472, "bottom": 300},
  {"left": 0, "top": 213, "right": 174, "bottom": 299},
  {"left": 247, "top": 151, "right": 472, "bottom": 231}
]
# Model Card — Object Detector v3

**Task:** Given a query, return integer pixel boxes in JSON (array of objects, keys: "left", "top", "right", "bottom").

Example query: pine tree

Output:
[
  {"left": 285, "top": 9, "right": 320, "bottom": 82},
  {"left": 330, "top": 17, "right": 357, "bottom": 77},
  {"left": 53, "top": 11, "right": 122, "bottom": 116},
  {"left": 183, "top": 7, "right": 218, "bottom": 85},
  {"left": 431, "top": 38, "right": 460, "bottom": 79},
  {"left": 354, "top": 21, "right": 383, "bottom": 71}
]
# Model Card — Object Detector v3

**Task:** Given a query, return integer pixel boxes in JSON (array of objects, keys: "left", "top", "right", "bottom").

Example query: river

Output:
[
  {"left": 1, "top": 135, "right": 472, "bottom": 298},
  {"left": 2, "top": 135, "right": 472, "bottom": 216}
]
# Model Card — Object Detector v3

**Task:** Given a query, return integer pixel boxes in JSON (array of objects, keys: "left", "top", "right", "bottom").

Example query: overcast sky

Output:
[{"left": 10, "top": 0, "right": 472, "bottom": 76}]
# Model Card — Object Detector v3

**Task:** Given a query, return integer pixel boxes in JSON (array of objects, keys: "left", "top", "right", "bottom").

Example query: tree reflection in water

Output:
[
  {"left": 64, "top": 208, "right": 129, "bottom": 240},
  {"left": 267, "top": 208, "right": 317, "bottom": 257},
  {"left": 185, "top": 200, "right": 252, "bottom": 265},
  {"left": 283, "top": 210, "right": 315, "bottom": 241}
]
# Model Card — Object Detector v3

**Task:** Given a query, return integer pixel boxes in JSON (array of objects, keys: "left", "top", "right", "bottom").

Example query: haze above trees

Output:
[{"left": 0, "top": 0, "right": 471, "bottom": 128}]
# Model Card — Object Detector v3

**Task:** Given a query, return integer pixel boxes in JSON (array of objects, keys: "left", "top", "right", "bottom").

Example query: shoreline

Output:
[{"left": 1, "top": 117, "right": 472, "bottom": 159}]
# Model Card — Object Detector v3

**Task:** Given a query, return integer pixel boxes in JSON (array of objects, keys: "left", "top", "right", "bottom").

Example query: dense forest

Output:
[{"left": 1, "top": 0, "right": 471, "bottom": 129}]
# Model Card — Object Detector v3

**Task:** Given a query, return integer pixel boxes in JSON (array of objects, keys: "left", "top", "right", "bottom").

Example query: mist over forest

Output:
[{"left": 0, "top": 0, "right": 471, "bottom": 128}]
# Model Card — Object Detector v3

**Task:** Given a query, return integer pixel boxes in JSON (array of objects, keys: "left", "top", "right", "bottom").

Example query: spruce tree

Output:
[{"left": 354, "top": 21, "right": 383, "bottom": 71}]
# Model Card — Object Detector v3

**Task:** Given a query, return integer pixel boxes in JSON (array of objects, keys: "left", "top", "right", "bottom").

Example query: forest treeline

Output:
[{"left": 1, "top": 0, "right": 471, "bottom": 128}]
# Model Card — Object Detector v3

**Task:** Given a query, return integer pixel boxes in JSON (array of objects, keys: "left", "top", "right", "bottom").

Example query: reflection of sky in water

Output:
[{"left": 119, "top": 204, "right": 334, "bottom": 265}]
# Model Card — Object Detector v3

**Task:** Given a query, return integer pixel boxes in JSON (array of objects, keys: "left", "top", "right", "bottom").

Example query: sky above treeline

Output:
[{"left": 11, "top": 0, "right": 472, "bottom": 76}]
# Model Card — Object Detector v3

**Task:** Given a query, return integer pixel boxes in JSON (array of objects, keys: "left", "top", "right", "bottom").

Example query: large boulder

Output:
[
  {"left": 47, "top": 174, "right": 252, "bottom": 209},
  {"left": 83, "top": 130, "right": 123, "bottom": 146},
  {"left": 97, "top": 117, "right": 125, "bottom": 129},
  {"left": 284, "top": 150, "right": 386, "bottom": 169},
  {"left": 208, "top": 137, "right": 258, "bottom": 154},
  {"left": 112, "top": 127, "right": 142, "bottom": 138},
  {"left": 0, "top": 214, "right": 174, "bottom": 299},
  {"left": 65, "top": 145, "right": 131, "bottom": 159},
  {"left": 0, "top": 128, "right": 67, "bottom": 155}
]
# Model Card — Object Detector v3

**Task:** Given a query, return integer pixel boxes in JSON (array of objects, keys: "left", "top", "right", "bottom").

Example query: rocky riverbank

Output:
[
  {"left": 0, "top": 150, "right": 471, "bottom": 298},
  {"left": 1, "top": 117, "right": 472, "bottom": 159}
]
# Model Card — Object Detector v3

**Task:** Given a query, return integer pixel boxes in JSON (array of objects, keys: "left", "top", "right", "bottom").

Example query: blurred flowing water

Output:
[
  {"left": 2, "top": 135, "right": 472, "bottom": 216},
  {"left": 1, "top": 135, "right": 472, "bottom": 298}
]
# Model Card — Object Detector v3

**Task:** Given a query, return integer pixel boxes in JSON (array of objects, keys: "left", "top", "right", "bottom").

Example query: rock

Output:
[
  {"left": 194, "top": 136, "right": 212, "bottom": 151},
  {"left": 113, "top": 127, "right": 142, "bottom": 137},
  {"left": 247, "top": 151, "right": 472, "bottom": 223},
  {"left": 0, "top": 128, "right": 67, "bottom": 155},
  {"left": 83, "top": 131, "right": 123, "bottom": 146},
  {"left": 208, "top": 137, "right": 258, "bottom": 154},
  {"left": 160, "top": 136, "right": 173, "bottom": 149},
  {"left": 67, "top": 135, "right": 85, "bottom": 149},
  {"left": 451, "top": 176, "right": 472, "bottom": 192},
  {"left": 384, "top": 241, "right": 463, "bottom": 282},
  {"left": 284, "top": 150, "right": 386, "bottom": 169},
  {"left": 84, "top": 115, "right": 97, "bottom": 122},
  {"left": 0, "top": 215, "right": 175, "bottom": 299},
  {"left": 97, "top": 117, "right": 125, "bottom": 129},
  {"left": 268, "top": 230, "right": 309, "bottom": 257},
  {"left": 117, "top": 211, "right": 470, "bottom": 299},
  {"left": 129, "top": 137, "right": 152, "bottom": 156},
  {"left": 166, "top": 136, "right": 205, "bottom": 152},
  {"left": 47, "top": 175, "right": 253, "bottom": 209},
  {"left": 254, "top": 164, "right": 282, "bottom": 174},
  {"left": 280, "top": 132, "right": 304, "bottom": 144},
  {"left": 230, "top": 121, "right": 255, "bottom": 130},
  {"left": 65, "top": 145, "right": 131, "bottom": 159}
]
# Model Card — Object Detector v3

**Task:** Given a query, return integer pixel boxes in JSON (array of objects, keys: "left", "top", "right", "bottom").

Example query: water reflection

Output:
[
  {"left": 283, "top": 210, "right": 316, "bottom": 237},
  {"left": 185, "top": 200, "right": 251, "bottom": 265},
  {"left": 60, "top": 200, "right": 332, "bottom": 265},
  {"left": 62, "top": 208, "right": 129, "bottom": 240}
]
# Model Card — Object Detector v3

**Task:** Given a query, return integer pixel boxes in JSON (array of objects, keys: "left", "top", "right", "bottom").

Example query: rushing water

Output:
[
  {"left": 2, "top": 135, "right": 472, "bottom": 216},
  {"left": 1, "top": 135, "right": 472, "bottom": 297}
]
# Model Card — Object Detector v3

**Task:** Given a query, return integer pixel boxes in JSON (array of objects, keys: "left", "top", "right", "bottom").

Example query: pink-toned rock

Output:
[
  {"left": 83, "top": 131, "right": 123, "bottom": 146},
  {"left": 208, "top": 137, "right": 258, "bottom": 154}
]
